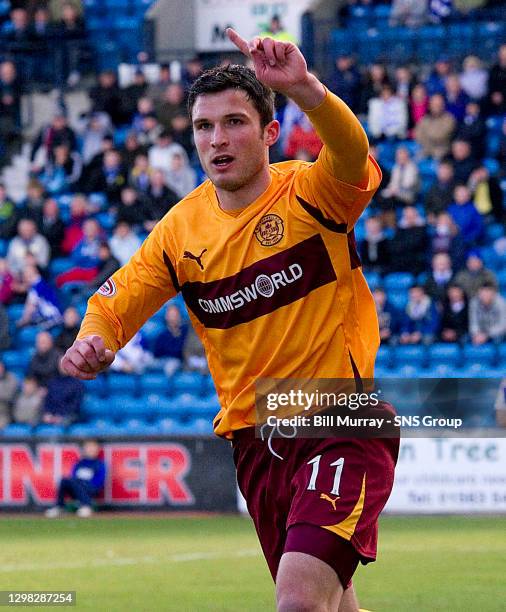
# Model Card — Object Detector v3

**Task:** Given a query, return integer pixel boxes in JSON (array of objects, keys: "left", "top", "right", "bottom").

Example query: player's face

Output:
[{"left": 192, "top": 89, "right": 279, "bottom": 193}]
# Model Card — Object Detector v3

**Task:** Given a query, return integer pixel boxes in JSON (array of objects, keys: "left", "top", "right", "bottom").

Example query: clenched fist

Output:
[{"left": 61, "top": 335, "right": 115, "bottom": 380}]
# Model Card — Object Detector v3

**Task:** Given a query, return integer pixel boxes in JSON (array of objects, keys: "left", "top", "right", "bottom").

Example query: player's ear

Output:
[{"left": 264, "top": 119, "right": 280, "bottom": 147}]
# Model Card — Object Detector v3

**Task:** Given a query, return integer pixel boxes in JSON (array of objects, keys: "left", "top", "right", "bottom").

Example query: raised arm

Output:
[{"left": 227, "top": 28, "right": 369, "bottom": 187}]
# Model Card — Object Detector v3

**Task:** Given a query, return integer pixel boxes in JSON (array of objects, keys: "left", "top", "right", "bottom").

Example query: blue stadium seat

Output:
[
  {"left": 428, "top": 343, "right": 462, "bottom": 366},
  {"left": 171, "top": 372, "right": 204, "bottom": 396},
  {"left": 387, "top": 290, "right": 408, "bottom": 311},
  {"left": 462, "top": 344, "right": 496, "bottom": 367},
  {"left": 1, "top": 424, "right": 32, "bottom": 438},
  {"left": 496, "top": 269, "right": 506, "bottom": 292},
  {"left": 190, "top": 418, "right": 214, "bottom": 435},
  {"left": 16, "top": 326, "right": 39, "bottom": 348},
  {"left": 202, "top": 374, "right": 216, "bottom": 396},
  {"left": 67, "top": 423, "right": 98, "bottom": 437},
  {"left": 49, "top": 258, "right": 73, "bottom": 276},
  {"left": 393, "top": 345, "right": 428, "bottom": 368},
  {"left": 117, "top": 419, "right": 159, "bottom": 436},
  {"left": 1, "top": 350, "right": 31, "bottom": 371},
  {"left": 155, "top": 418, "right": 193, "bottom": 435},
  {"left": 82, "top": 395, "right": 107, "bottom": 420},
  {"left": 108, "top": 394, "right": 152, "bottom": 420},
  {"left": 146, "top": 394, "right": 180, "bottom": 419},
  {"left": 83, "top": 376, "right": 108, "bottom": 397},
  {"left": 140, "top": 372, "right": 168, "bottom": 395},
  {"left": 384, "top": 273, "right": 415, "bottom": 291},
  {"left": 108, "top": 373, "right": 139, "bottom": 395},
  {"left": 498, "top": 343, "right": 506, "bottom": 366},
  {"left": 34, "top": 425, "right": 65, "bottom": 437},
  {"left": 363, "top": 271, "right": 381, "bottom": 291},
  {"left": 376, "top": 345, "right": 393, "bottom": 369}
]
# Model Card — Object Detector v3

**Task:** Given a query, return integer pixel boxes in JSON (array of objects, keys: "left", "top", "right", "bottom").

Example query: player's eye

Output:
[
  {"left": 197, "top": 122, "right": 211, "bottom": 130},
  {"left": 228, "top": 118, "right": 243, "bottom": 125}
]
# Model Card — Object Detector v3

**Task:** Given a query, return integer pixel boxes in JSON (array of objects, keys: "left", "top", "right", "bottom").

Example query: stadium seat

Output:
[
  {"left": 190, "top": 418, "right": 214, "bottom": 435},
  {"left": 384, "top": 273, "right": 415, "bottom": 291},
  {"left": 67, "top": 423, "right": 98, "bottom": 437},
  {"left": 16, "top": 326, "right": 39, "bottom": 348},
  {"left": 428, "top": 343, "right": 462, "bottom": 366},
  {"left": 109, "top": 394, "right": 153, "bottom": 420},
  {"left": 117, "top": 419, "right": 159, "bottom": 436},
  {"left": 83, "top": 376, "right": 108, "bottom": 397},
  {"left": 108, "top": 373, "right": 139, "bottom": 395},
  {"left": 82, "top": 395, "right": 107, "bottom": 421},
  {"left": 1, "top": 424, "right": 33, "bottom": 438},
  {"left": 388, "top": 290, "right": 408, "bottom": 310},
  {"left": 201, "top": 374, "right": 216, "bottom": 396},
  {"left": 393, "top": 345, "right": 428, "bottom": 368},
  {"left": 462, "top": 344, "right": 496, "bottom": 367},
  {"left": 171, "top": 372, "right": 204, "bottom": 396},
  {"left": 363, "top": 271, "right": 381, "bottom": 291},
  {"left": 497, "top": 343, "right": 506, "bottom": 366},
  {"left": 1, "top": 350, "right": 32, "bottom": 371},
  {"left": 33, "top": 425, "right": 65, "bottom": 438},
  {"left": 155, "top": 418, "right": 193, "bottom": 435},
  {"left": 140, "top": 372, "right": 169, "bottom": 395},
  {"left": 146, "top": 394, "right": 181, "bottom": 419},
  {"left": 376, "top": 345, "right": 393, "bottom": 369}
]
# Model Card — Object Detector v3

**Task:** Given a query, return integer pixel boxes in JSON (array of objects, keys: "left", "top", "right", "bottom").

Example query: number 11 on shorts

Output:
[{"left": 307, "top": 456, "right": 345, "bottom": 496}]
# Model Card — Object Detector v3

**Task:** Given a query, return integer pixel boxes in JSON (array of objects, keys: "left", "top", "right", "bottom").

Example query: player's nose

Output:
[{"left": 210, "top": 124, "right": 229, "bottom": 148}]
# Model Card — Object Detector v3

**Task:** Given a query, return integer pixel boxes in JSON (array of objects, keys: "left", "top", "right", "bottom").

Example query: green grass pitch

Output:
[{"left": 0, "top": 515, "right": 505, "bottom": 611}]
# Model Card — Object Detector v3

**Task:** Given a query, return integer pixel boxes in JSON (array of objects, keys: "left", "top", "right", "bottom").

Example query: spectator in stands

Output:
[
  {"left": 165, "top": 151, "right": 198, "bottom": 199},
  {"left": 40, "top": 197, "right": 65, "bottom": 258},
  {"left": 495, "top": 378, "right": 506, "bottom": 428},
  {"left": 145, "top": 169, "right": 179, "bottom": 227},
  {"left": 131, "top": 96, "right": 156, "bottom": 134},
  {"left": 415, "top": 93, "right": 455, "bottom": 159},
  {"left": 440, "top": 284, "right": 469, "bottom": 343},
  {"left": 136, "top": 113, "right": 163, "bottom": 148},
  {"left": 82, "top": 149, "right": 127, "bottom": 204},
  {"left": 147, "top": 63, "right": 172, "bottom": 103},
  {"left": 424, "top": 252, "right": 455, "bottom": 305},
  {"left": 425, "top": 56, "right": 452, "bottom": 97},
  {"left": 81, "top": 134, "right": 114, "bottom": 186},
  {"left": 56, "top": 218, "right": 102, "bottom": 287},
  {"left": 0, "top": 258, "right": 13, "bottom": 305},
  {"left": 447, "top": 184, "right": 483, "bottom": 248},
  {"left": 259, "top": 14, "right": 296, "bottom": 42},
  {"left": 359, "top": 216, "right": 391, "bottom": 273},
  {"left": 400, "top": 285, "right": 440, "bottom": 345},
  {"left": 0, "top": 60, "right": 21, "bottom": 166},
  {"left": 42, "top": 359, "right": 84, "bottom": 425},
  {"left": 368, "top": 84, "right": 408, "bottom": 142},
  {"left": 468, "top": 166, "right": 504, "bottom": 223},
  {"left": 469, "top": 282, "right": 506, "bottom": 345},
  {"left": 444, "top": 74, "right": 469, "bottom": 123},
  {"left": 183, "top": 328, "right": 209, "bottom": 374},
  {"left": 447, "top": 139, "right": 477, "bottom": 183},
  {"left": 373, "top": 287, "right": 400, "bottom": 345},
  {"left": 389, "top": 206, "right": 428, "bottom": 275},
  {"left": 89, "top": 70, "right": 124, "bottom": 126},
  {"left": 148, "top": 129, "right": 187, "bottom": 175},
  {"left": 111, "top": 332, "right": 152, "bottom": 374},
  {"left": 45, "top": 439, "right": 105, "bottom": 518},
  {"left": 326, "top": 53, "right": 361, "bottom": 112},
  {"left": 110, "top": 221, "right": 141, "bottom": 266},
  {"left": 359, "top": 63, "right": 390, "bottom": 114},
  {"left": 7, "top": 218, "right": 50, "bottom": 276},
  {"left": 19, "top": 179, "right": 46, "bottom": 223},
  {"left": 55, "top": 306, "right": 81, "bottom": 352},
  {"left": 30, "top": 7, "right": 54, "bottom": 85},
  {"left": 28, "top": 330, "right": 61, "bottom": 386},
  {"left": 430, "top": 211, "right": 466, "bottom": 265},
  {"left": 0, "top": 302, "right": 9, "bottom": 350},
  {"left": 0, "top": 360, "right": 17, "bottom": 428},
  {"left": 12, "top": 375, "right": 45, "bottom": 426},
  {"left": 38, "top": 143, "right": 82, "bottom": 195},
  {"left": 79, "top": 241, "right": 119, "bottom": 297},
  {"left": 409, "top": 83, "right": 429, "bottom": 131},
  {"left": 378, "top": 145, "right": 419, "bottom": 209},
  {"left": 459, "top": 55, "right": 488, "bottom": 103},
  {"left": 486, "top": 43, "right": 506, "bottom": 116},
  {"left": 16, "top": 264, "right": 62, "bottom": 329},
  {"left": 456, "top": 102, "right": 486, "bottom": 161},
  {"left": 454, "top": 251, "right": 498, "bottom": 298},
  {"left": 156, "top": 83, "right": 186, "bottom": 131},
  {"left": 2, "top": 8, "right": 30, "bottom": 45},
  {"left": 181, "top": 56, "right": 203, "bottom": 90},
  {"left": 116, "top": 186, "right": 149, "bottom": 229},
  {"left": 121, "top": 69, "right": 148, "bottom": 123},
  {"left": 394, "top": 66, "right": 414, "bottom": 102},
  {"left": 153, "top": 304, "right": 188, "bottom": 378},
  {"left": 78, "top": 112, "right": 112, "bottom": 166},
  {"left": 497, "top": 118, "right": 506, "bottom": 176},
  {"left": 283, "top": 113, "right": 322, "bottom": 161},
  {"left": 60, "top": 194, "right": 88, "bottom": 255},
  {"left": 120, "top": 131, "right": 147, "bottom": 174},
  {"left": 31, "top": 111, "right": 77, "bottom": 174},
  {"left": 390, "top": 0, "right": 428, "bottom": 27},
  {"left": 0, "top": 183, "right": 18, "bottom": 239},
  {"left": 129, "top": 153, "right": 152, "bottom": 194},
  {"left": 57, "top": 1, "right": 86, "bottom": 87},
  {"left": 425, "top": 161, "right": 456, "bottom": 219}
]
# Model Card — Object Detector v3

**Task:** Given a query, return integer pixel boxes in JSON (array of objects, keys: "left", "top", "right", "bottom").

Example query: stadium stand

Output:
[{"left": 0, "top": 0, "right": 505, "bottom": 438}]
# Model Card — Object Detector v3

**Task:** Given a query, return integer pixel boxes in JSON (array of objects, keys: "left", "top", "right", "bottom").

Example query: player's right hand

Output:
[{"left": 61, "top": 335, "right": 115, "bottom": 380}]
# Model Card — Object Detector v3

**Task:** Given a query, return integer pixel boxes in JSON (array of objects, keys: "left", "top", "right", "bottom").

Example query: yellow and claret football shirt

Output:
[{"left": 78, "top": 90, "right": 382, "bottom": 438}]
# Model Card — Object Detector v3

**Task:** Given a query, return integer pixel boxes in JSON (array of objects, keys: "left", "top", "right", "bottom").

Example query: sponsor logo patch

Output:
[
  {"left": 97, "top": 278, "right": 117, "bottom": 297},
  {"left": 254, "top": 214, "right": 284, "bottom": 246}
]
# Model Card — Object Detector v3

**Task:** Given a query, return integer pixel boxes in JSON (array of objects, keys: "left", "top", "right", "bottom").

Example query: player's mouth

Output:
[{"left": 211, "top": 155, "right": 235, "bottom": 171}]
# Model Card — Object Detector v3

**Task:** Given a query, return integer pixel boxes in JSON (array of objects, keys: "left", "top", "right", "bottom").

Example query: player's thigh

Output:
[{"left": 276, "top": 551, "right": 344, "bottom": 612}]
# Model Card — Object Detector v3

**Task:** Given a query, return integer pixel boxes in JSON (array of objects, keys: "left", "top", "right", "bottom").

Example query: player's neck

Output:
[{"left": 215, "top": 166, "right": 272, "bottom": 212}]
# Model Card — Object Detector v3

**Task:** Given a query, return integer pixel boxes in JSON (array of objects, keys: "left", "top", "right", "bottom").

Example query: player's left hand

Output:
[{"left": 226, "top": 28, "right": 308, "bottom": 95}]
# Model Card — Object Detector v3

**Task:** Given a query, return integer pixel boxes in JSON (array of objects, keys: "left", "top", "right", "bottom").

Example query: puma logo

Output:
[
  {"left": 320, "top": 493, "right": 339, "bottom": 511},
  {"left": 183, "top": 248, "right": 207, "bottom": 270}
]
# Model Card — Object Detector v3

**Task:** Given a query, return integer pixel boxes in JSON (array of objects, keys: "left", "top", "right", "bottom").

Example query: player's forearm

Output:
[
  {"left": 77, "top": 312, "right": 121, "bottom": 353},
  {"left": 301, "top": 86, "right": 370, "bottom": 187}
]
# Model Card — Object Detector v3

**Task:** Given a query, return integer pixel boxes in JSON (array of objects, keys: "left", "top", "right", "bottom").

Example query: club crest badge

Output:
[
  {"left": 254, "top": 214, "right": 284, "bottom": 246},
  {"left": 97, "top": 278, "right": 117, "bottom": 297}
]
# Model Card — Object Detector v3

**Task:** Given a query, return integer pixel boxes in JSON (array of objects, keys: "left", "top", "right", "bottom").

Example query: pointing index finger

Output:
[{"left": 226, "top": 28, "right": 250, "bottom": 57}]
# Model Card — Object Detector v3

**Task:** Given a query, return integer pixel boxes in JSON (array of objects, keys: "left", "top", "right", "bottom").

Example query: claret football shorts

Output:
[{"left": 232, "top": 401, "right": 399, "bottom": 588}]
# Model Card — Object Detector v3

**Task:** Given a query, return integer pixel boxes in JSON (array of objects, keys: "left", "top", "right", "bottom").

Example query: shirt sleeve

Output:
[
  {"left": 294, "top": 89, "right": 382, "bottom": 230},
  {"left": 77, "top": 221, "right": 179, "bottom": 352}
]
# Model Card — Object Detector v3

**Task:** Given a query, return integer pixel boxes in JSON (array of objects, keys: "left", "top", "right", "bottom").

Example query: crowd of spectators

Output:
[{"left": 0, "top": 2, "right": 505, "bottom": 432}]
